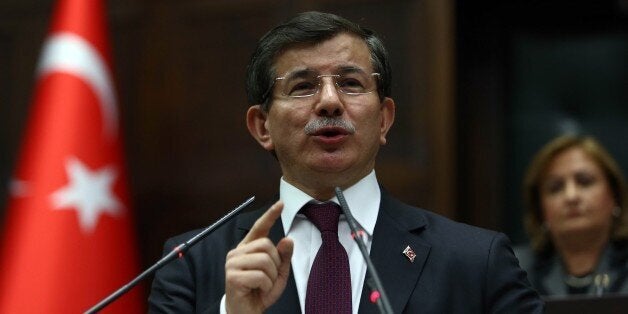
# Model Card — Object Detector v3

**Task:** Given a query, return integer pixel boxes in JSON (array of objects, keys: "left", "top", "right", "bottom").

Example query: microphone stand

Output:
[
  {"left": 334, "top": 187, "right": 393, "bottom": 314},
  {"left": 84, "top": 196, "right": 255, "bottom": 314}
]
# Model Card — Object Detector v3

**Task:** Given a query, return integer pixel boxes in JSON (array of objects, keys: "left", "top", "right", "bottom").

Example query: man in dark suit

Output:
[{"left": 149, "top": 11, "right": 543, "bottom": 313}]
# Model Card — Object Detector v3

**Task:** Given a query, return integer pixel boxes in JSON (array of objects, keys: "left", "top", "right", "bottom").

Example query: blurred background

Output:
[{"left": 1, "top": 0, "right": 627, "bottom": 295}]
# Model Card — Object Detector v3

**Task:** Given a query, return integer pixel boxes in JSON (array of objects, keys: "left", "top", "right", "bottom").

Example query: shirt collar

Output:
[{"left": 280, "top": 170, "right": 381, "bottom": 236}]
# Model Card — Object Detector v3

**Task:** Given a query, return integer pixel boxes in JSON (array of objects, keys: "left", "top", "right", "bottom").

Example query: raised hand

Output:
[{"left": 225, "top": 200, "right": 294, "bottom": 313}]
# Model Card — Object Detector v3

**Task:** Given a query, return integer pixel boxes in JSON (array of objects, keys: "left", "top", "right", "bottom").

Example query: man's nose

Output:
[{"left": 315, "top": 77, "right": 344, "bottom": 117}]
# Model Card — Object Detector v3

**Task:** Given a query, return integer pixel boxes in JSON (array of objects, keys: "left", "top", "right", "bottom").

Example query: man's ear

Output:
[
  {"left": 246, "top": 105, "right": 274, "bottom": 151},
  {"left": 379, "top": 97, "right": 395, "bottom": 145}
]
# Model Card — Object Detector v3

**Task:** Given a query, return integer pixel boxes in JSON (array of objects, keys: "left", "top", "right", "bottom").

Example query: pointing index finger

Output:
[{"left": 240, "top": 200, "right": 284, "bottom": 245}]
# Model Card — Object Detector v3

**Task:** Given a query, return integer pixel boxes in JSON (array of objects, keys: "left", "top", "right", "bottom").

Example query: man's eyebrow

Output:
[
  {"left": 278, "top": 68, "right": 314, "bottom": 79},
  {"left": 279, "top": 66, "right": 368, "bottom": 78},
  {"left": 336, "top": 65, "right": 367, "bottom": 74}
]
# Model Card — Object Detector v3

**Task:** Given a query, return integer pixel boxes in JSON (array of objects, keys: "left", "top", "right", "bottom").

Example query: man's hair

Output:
[
  {"left": 522, "top": 135, "right": 628, "bottom": 253},
  {"left": 245, "top": 11, "right": 391, "bottom": 111}
]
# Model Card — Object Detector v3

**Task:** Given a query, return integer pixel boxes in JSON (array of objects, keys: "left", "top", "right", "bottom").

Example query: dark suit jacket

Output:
[{"left": 149, "top": 190, "right": 543, "bottom": 313}]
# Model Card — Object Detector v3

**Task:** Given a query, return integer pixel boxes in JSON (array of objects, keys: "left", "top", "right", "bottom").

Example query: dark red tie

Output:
[{"left": 301, "top": 202, "right": 352, "bottom": 314}]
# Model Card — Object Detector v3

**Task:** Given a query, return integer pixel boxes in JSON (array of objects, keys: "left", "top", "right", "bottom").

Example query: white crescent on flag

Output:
[{"left": 37, "top": 32, "right": 118, "bottom": 137}]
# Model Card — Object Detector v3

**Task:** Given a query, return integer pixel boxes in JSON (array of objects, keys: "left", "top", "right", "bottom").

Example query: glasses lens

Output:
[
  {"left": 280, "top": 70, "right": 319, "bottom": 97},
  {"left": 336, "top": 71, "right": 377, "bottom": 95}
]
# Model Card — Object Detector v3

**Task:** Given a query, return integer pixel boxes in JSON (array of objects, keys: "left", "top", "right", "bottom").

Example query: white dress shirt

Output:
[{"left": 221, "top": 171, "right": 381, "bottom": 314}]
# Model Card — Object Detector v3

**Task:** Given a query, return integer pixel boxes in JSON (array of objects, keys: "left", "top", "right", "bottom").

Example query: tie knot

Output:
[{"left": 301, "top": 202, "right": 341, "bottom": 233}]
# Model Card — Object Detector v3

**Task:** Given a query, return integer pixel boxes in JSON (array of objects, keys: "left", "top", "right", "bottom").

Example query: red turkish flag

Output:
[{"left": 0, "top": 0, "right": 144, "bottom": 312}]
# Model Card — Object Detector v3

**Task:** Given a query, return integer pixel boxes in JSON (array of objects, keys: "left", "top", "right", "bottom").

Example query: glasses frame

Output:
[{"left": 269, "top": 71, "right": 381, "bottom": 100}]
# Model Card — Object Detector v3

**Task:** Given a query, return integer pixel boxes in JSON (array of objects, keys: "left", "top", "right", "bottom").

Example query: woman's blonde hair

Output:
[{"left": 523, "top": 135, "right": 628, "bottom": 253}]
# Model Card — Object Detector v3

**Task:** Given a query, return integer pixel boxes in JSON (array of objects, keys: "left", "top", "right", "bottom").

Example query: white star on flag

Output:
[{"left": 50, "top": 156, "right": 123, "bottom": 234}]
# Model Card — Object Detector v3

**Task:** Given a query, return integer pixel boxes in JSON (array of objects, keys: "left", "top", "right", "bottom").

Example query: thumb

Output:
[
  {"left": 277, "top": 237, "right": 294, "bottom": 279},
  {"left": 261, "top": 237, "right": 294, "bottom": 309}
]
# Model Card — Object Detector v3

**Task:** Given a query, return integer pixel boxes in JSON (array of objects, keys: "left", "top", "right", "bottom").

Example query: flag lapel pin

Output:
[{"left": 402, "top": 245, "right": 416, "bottom": 263}]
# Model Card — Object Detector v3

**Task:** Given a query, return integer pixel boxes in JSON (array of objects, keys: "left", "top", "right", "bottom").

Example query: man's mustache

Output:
[{"left": 304, "top": 117, "right": 356, "bottom": 135}]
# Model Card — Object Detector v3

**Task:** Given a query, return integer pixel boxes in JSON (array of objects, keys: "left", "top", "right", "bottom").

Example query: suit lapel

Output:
[
  {"left": 266, "top": 217, "right": 301, "bottom": 313},
  {"left": 358, "top": 192, "right": 430, "bottom": 314},
  {"left": 237, "top": 206, "right": 302, "bottom": 313}
]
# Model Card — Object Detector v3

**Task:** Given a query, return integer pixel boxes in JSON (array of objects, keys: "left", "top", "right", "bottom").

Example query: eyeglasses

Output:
[{"left": 271, "top": 69, "right": 380, "bottom": 99}]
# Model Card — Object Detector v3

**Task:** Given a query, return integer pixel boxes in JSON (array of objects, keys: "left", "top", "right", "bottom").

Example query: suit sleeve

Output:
[
  {"left": 148, "top": 237, "right": 198, "bottom": 313},
  {"left": 147, "top": 227, "right": 236, "bottom": 314},
  {"left": 485, "top": 233, "right": 545, "bottom": 314},
  {"left": 149, "top": 236, "right": 226, "bottom": 314}
]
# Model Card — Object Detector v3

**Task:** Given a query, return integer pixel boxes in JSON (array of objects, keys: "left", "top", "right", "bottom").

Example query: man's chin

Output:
[{"left": 308, "top": 156, "right": 353, "bottom": 173}]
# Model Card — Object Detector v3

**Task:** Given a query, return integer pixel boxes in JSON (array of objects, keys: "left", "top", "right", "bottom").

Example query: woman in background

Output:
[{"left": 516, "top": 135, "right": 628, "bottom": 296}]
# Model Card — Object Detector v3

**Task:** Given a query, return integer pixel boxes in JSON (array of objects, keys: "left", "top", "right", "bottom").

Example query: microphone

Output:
[
  {"left": 334, "top": 187, "right": 393, "bottom": 314},
  {"left": 84, "top": 196, "right": 256, "bottom": 314}
]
